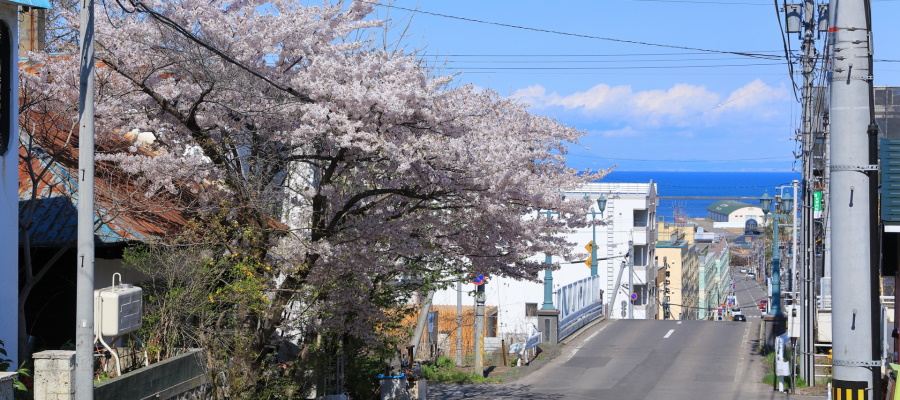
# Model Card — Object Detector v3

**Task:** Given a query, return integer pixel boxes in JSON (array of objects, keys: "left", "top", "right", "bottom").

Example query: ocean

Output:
[{"left": 599, "top": 171, "right": 801, "bottom": 221}]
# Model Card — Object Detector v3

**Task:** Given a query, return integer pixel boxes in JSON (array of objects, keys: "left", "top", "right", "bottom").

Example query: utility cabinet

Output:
[{"left": 94, "top": 282, "right": 142, "bottom": 337}]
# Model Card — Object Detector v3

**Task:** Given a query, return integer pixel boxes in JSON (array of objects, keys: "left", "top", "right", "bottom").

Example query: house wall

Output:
[{"left": 0, "top": 2, "right": 19, "bottom": 366}]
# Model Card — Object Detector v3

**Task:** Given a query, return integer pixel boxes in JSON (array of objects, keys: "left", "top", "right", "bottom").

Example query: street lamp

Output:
[
  {"left": 585, "top": 194, "right": 607, "bottom": 277},
  {"left": 760, "top": 189, "right": 794, "bottom": 318},
  {"left": 539, "top": 209, "right": 560, "bottom": 310}
]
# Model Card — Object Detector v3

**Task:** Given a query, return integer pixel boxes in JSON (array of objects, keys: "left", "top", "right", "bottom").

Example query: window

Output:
[
  {"left": 633, "top": 284, "right": 648, "bottom": 305},
  {"left": 525, "top": 303, "right": 538, "bottom": 317}
]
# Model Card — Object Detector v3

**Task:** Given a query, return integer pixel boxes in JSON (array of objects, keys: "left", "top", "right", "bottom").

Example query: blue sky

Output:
[{"left": 365, "top": 0, "right": 900, "bottom": 172}]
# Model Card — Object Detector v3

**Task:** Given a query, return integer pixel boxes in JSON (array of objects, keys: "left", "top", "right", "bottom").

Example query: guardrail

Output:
[{"left": 556, "top": 275, "right": 604, "bottom": 342}]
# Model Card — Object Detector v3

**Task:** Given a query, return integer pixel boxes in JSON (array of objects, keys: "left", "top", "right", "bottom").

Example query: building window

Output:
[
  {"left": 634, "top": 284, "right": 648, "bottom": 305},
  {"left": 525, "top": 303, "right": 537, "bottom": 317}
]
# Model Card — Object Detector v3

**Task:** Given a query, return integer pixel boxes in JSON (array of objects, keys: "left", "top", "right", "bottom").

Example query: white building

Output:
[{"left": 431, "top": 181, "right": 658, "bottom": 344}]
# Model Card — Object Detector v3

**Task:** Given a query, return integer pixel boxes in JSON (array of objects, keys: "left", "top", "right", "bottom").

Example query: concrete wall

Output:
[
  {"left": 0, "top": 372, "right": 17, "bottom": 400},
  {"left": 33, "top": 349, "right": 209, "bottom": 400}
]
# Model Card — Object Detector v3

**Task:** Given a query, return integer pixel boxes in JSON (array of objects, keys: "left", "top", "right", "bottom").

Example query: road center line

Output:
[{"left": 664, "top": 329, "right": 675, "bottom": 338}]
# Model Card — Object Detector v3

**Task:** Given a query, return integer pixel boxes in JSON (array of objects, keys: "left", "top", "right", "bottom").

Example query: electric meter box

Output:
[{"left": 94, "top": 284, "right": 143, "bottom": 337}]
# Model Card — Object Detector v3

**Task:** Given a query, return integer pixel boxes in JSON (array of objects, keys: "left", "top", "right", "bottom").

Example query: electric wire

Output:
[
  {"left": 452, "top": 62, "right": 784, "bottom": 71},
  {"left": 111, "top": 0, "right": 313, "bottom": 103},
  {"left": 565, "top": 153, "right": 792, "bottom": 162},
  {"left": 361, "top": 0, "right": 781, "bottom": 60},
  {"left": 631, "top": 0, "right": 770, "bottom": 4},
  {"left": 775, "top": 0, "right": 802, "bottom": 102}
]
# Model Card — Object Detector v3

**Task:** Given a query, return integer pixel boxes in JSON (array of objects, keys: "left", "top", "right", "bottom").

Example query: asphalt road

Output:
[{"left": 428, "top": 268, "right": 825, "bottom": 399}]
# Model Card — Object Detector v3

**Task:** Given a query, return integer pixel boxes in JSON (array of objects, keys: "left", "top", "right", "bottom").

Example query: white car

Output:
[{"left": 739, "top": 268, "right": 747, "bottom": 274}]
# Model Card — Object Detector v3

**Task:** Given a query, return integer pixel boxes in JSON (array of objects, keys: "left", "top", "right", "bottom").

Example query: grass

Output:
[
  {"left": 761, "top": 350, "right": 809, "bottom": 388},
  {"left": 420, "top": 356, "right": 505, "bottom": 384}
]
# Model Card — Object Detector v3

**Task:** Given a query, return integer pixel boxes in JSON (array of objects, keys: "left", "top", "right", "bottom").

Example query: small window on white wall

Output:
[{"left": 525, "top": 303, "right": 538, "bottom": 317}]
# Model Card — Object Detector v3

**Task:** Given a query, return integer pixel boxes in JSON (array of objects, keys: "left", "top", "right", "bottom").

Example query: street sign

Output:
[
  {"left": 584, "top": 241, "right": 593, "bottom": 267},
  {"left": 472, "top": 273, "right": 485, "bottom": 286},
  {"left": 813, "top": 191, "right": 823, "bottom": 218},
  {"left": 630, "top": 293, "right": 638, "bottom": 301}
]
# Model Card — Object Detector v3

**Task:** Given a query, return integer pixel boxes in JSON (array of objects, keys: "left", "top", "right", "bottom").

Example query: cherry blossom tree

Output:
[{"left": 26, "top": 0, "right": 609, "bottom": 396}]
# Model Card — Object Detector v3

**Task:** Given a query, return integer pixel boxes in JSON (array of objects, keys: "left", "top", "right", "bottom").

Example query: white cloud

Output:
[
  {"left": 597, "top": 126, "right": 641, "bottom": 137},
  {"left": 511, "top": 80, "right": 789, "bottom": 128},
  {"left": 706, "top": 79, "right": 790, "bottom": 114}
]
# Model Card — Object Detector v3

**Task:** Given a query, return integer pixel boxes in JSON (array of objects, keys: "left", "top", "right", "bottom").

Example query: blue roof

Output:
[{"left": 9, "top": 0, "right": 51, "bottom": 9}]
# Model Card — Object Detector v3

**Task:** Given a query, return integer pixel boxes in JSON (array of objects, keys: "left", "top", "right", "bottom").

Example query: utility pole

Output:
[
  {"left": 828, "top": 0, "right": 879, "bottom": 398},
  {"left": 796, "top": 0, "right": 823, "bottom": 385},
  {"left": 456, "top": 281, "right": 462, "bottom": 366},
  {"left": 628, "top": 240, "right": 634, "bottom": 319},
  {"left": 473, "top": 283, "right": 485, "bottom": 375},
  {"left": 76, "top": 0, "right": 95, "bottom": 396}
]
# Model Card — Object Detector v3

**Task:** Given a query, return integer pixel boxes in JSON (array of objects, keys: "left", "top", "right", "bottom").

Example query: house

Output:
[
  {"left": 1, "top": 0, "right": 51, "bottom": 366},
  {"left": 18, "top": 126, "right": 192, "bottom": 351},
  {"left": 429, "top": 180, "right": 658, "bottom": 352}
]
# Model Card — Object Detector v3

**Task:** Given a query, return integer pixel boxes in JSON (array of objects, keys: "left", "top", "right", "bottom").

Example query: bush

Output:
[{"left": 420, "top": 356, "right": 486, "bottom": 383}]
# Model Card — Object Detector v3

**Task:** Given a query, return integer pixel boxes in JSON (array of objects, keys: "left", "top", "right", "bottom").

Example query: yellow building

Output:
[{"left": 656, "top": 222, "right": 700, "bottom": 320}]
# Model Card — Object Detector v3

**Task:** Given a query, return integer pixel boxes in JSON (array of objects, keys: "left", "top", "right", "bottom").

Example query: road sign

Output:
[
  {"left": 630, "top": 293, "right": 638, "bottom": 301},
  {"left": 584, "top": 241, "right": 594, "bottom": 267},
  {"left": 472, "top": 273, "right": 485, "bottom": 286}
]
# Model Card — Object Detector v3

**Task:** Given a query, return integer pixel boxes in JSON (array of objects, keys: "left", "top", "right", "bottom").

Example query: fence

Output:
[{"left": 556, "top": 275, "right": 604, "bottom": 342}]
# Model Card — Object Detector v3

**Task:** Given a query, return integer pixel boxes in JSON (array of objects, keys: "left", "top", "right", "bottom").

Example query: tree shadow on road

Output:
[{"left": 428, "top": 383, "right": 562, "bottom": 399}]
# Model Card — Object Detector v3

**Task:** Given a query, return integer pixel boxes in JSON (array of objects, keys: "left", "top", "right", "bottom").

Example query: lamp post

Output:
[
  {"left": 760, "top": 189, "right": 794, "bottom": 318},
  {"left": 586, "top": 194, "right": 607, "bottom": 277},
  {"left": 539, "top": 209, "right": 560, "bottom": 310}
]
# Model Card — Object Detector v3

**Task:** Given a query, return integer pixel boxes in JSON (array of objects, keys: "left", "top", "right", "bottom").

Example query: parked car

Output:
[
  {"left": 732, "top": 314, "right": 747, "bottom": 322},
  {"left": 759, "top": 299, "right": 768, "bottom": 311}
]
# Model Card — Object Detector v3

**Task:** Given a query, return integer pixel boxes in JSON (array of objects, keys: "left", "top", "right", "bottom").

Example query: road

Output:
[{"left": 428, "top": 268, "right": 824, "bottom": 399}]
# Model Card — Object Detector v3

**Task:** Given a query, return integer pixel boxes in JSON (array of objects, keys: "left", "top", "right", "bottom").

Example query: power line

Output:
[
  {"left": 631, "top": 0, "right": 771, "bottom": 5},
  {"left": 439, "top": 56, "right": 781, "bottom": 64},
  {"left": 417, "top": 52, "right": 784, "bottom": 58},
  {"left": 566, "top": 153, "right": 793, "bottom": 162},
  {"left": 451, "top": 62, "right": 784, "bottom": 71},
  {"left": 362, "top": 0, "right": 781, "bottom": 60}
]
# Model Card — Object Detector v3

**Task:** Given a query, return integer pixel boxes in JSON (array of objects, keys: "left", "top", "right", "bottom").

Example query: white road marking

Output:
[
  {"left": 677, "top": 321, "right": 682, "bottom": 325},
  {"left": 735, "top": 319, "right": 752, "bottom": 378},
  {"left": 564, "top": 324, "right": 609, "bottom": 362},
  {"left": 663, "top": 329, "right": 675, "bottom": 339}
]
